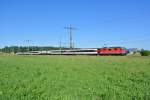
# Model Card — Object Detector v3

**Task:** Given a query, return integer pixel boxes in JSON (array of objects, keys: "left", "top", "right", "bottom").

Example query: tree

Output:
[{"left": 140, "top": 49, "right": 150, "bottom": 56}]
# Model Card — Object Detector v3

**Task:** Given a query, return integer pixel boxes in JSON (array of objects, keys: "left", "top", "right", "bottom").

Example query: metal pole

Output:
[
  {"left": 64, "top": 25, "right": 76, "bottom": 50},
  {"left": 70, "top": 25, "right": 72, "bottom": 49},
  {"left": 59, "top": 35, "right": 62, "bottom": 55}
]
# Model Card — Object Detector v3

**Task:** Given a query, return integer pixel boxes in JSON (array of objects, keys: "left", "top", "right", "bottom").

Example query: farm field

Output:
[{"left": 0, "top": 55, "right": 150, "bottom": 100}]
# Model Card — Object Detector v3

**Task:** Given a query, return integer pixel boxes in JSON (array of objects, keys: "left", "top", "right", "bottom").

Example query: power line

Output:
[
  {"left": 64, "top": 25, "right": 76, "bottom": 49},
  {"left": 76, "top": 37, "right": 150, "bottom": 44}
]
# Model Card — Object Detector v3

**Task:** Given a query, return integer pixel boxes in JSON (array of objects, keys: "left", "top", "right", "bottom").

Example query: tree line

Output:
[{"left": 0, "top": 46, "right": 68, "bottom": 53}]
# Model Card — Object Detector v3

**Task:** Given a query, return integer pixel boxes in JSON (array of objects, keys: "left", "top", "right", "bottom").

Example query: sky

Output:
[{"left": 0, "top": 0, "right": 150, "bottom": 49}]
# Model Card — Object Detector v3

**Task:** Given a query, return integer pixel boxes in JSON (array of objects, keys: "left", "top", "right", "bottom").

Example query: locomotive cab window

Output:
[{"left": 114, "top": 48, "right": 118, "bottom": 50}]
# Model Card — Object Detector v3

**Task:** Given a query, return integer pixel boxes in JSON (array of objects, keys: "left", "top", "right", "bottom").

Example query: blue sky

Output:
[{"left": 0, "top": 0, "right": 150, "bottom": 49}]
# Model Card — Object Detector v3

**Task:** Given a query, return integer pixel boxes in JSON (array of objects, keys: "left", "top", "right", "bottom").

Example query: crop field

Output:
[{"left": 0, "top": 55, "right": 150, "bottom": 100}]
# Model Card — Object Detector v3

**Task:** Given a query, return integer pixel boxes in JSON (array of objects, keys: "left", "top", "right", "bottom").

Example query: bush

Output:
[{"left": 140, "top": 50, "right": 150, "bottom": 56}]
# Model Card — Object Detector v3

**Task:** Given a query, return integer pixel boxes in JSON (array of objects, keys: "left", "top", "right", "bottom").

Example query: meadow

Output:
[{"left": 0, "top": 55, "right": 150, "bottom": 100}]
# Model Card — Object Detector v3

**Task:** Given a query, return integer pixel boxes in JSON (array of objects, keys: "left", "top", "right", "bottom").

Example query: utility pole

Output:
[
  {"left": 64, "top": 25, "right": 76, "bottom": 49},
  {"left": 25, "top": 40, "right": 31, "bottom": 52},
  {"left": 59, "top": 40, "right": 62, "bottom": 55}
]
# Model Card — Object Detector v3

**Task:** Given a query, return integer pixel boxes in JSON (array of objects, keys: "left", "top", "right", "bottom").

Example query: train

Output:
[
  {"left": 16, "top": 47, "right": 128, "bottom": 55},
  {"left": 97, "top": 47, "right": 127, "bottom": 55}
]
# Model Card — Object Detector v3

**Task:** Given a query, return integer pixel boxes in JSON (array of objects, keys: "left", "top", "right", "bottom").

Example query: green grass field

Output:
[{"left": 0, "top": 55, "right": 150, "bottom": 100}]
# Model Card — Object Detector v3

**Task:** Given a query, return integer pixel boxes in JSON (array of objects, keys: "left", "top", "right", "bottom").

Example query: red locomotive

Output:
[{"left": 97, "top": 47, "right": 127, "bottom": 55}]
